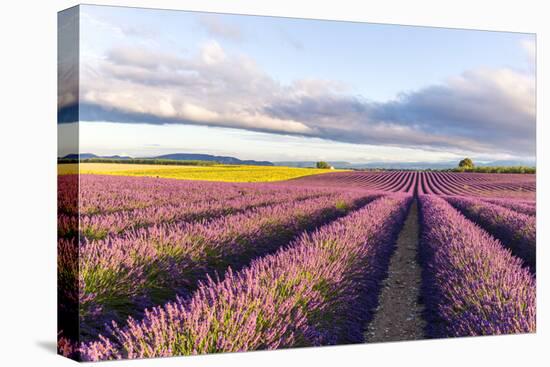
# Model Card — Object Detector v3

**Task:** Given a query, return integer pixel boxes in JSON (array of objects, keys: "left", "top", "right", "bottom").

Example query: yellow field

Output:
[{"left": 58, "top": 163, "right": 343, "bottom": 182}]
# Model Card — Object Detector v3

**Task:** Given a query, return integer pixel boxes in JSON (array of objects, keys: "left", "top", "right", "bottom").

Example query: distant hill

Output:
[
  {"left": 62, "top": 153, "right": 98, "bottom": 160},
  {"left": 62, "top": 153, "right": 132, "bottom": 160},
  {"left": 61, "top": 153, "right": 274, "bottom": 166}
]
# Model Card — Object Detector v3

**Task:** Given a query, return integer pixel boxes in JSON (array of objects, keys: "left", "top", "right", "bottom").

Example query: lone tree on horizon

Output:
[
  {"left": 316, "top": 161, "right": 331, "bottom": 169},
  {"left": 458, "top": 158, "right": 474, "bottom": 169}
]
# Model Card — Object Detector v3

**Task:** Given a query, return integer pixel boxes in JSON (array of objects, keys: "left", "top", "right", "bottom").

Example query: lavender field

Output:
[{"left": 58, "top": 171, "right": 536, "bottom": 361}]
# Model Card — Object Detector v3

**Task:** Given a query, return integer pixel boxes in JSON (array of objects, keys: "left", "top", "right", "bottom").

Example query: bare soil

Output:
[{"left": 364, "top": 199, "right": 426, "bottom": 342}]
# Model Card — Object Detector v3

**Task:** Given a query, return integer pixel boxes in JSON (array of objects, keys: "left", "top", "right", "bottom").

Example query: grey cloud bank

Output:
[{"left": 64, "top": 40, "right": 535, "bottom": 159}]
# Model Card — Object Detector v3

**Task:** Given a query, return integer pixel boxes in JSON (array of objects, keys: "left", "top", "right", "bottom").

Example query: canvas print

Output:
[{"left": 57, "top": 5, "right": 536, "bottom": 362}]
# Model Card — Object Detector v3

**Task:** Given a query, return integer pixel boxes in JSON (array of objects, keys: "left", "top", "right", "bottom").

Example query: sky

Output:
[{"left": 58, "top": 5, "right": 536, "bottom": 164}]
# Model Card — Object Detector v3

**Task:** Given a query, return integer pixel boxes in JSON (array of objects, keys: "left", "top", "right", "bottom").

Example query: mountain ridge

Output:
[{"left": 61, "top": 153, "right": 274, "bottom": 166}]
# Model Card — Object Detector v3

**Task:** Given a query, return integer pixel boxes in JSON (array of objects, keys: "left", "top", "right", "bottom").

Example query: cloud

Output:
[
  {"left": 197, "top": 14, "right": 243, "bottom": 42},
  {"left": 72, "top": 42, "right": 535, "bottom": 158},
  {"left": 200, "top": 40, "right": 227, "bottom": 64},
  {"left": 270, "top": 66, "right": 535, "bottom": 155}
]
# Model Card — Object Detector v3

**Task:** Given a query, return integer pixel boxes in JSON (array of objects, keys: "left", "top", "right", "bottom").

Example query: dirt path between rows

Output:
[{"left": 364, "top": 199, "right": 426, "bottom": 342}]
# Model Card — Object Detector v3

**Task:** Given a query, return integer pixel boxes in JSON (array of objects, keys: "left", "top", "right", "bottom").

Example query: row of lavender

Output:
[
  {"left": 79, "top": 195, "right": 411, "bottom": 360},
  {"left": 418, "top": 195, "right": 535, "bottom": 337},
  {"left": 443, "top": 196, "right": 536, "bottom": 272}
]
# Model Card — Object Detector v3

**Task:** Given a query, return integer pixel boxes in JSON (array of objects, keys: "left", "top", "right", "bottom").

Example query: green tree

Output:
[
  {"left": 316, "top": 161, "right": 330, "bottom": 169},
  {"left": 458, "top": 158, "right": 474, "bottom": 169}
]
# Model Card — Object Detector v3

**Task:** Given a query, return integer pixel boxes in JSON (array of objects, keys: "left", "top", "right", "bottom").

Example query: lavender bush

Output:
[
  {"left": 418, "top": 195, "right": 535, "bottom": 337},
  {"left": 444, "top": 195, "right": 536, "bottom": 272},
  {"left": 479, "top": 197, "right": 535, "bottom": 217}
]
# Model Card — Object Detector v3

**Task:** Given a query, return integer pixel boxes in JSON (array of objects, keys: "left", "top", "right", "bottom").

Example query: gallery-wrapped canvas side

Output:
[{"left": 58, "top": 5, "right": 80, "bottom": 361}]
